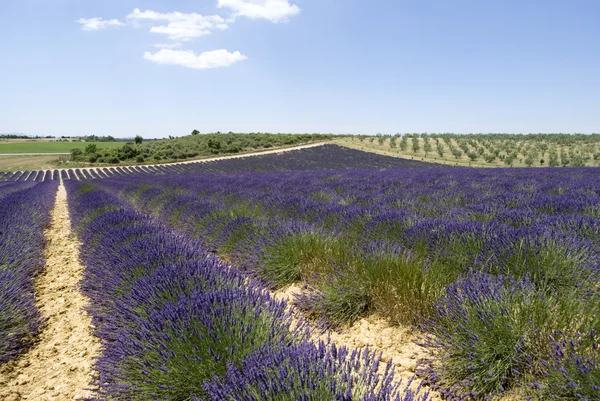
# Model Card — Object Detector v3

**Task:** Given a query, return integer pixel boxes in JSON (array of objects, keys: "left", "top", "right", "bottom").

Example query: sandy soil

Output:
[
  {"left": 273, "top": 284, "right": 441, "bottom": 399},
  {"left": 0, "top": 182, "right": 100, "bottom": 400}
]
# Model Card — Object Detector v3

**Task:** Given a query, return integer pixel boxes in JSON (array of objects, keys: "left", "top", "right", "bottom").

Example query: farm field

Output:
[
  {"left": 0, "top": 144, "right": 599, "bottom": 400},
  {"left": 337, "top": 133, "right": 600, "bottom": 168},
  {"left": 0, "top": 141, "right": 124, "bottom": 154},
  {"left": 0, "top": 144, "right": 437, "bottom": 182},
  {"left": 0, "top": 155, "right": 59, "bottom": 172}
]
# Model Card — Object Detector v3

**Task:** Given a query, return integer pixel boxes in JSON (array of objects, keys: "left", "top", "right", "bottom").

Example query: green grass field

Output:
[{"left": 0, "top": 141, "right": 124, "bottom": 154}]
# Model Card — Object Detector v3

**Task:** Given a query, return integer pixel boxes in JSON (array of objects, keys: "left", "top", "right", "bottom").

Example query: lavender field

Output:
[
  {"left": 1, "top": 145, "right": 599, "bottom": 400},
  {"left": 0, "top": 181, "right": 57, "bottom": 363},
  {"left": 0, "top": 145, "right": 436, "bottom": 182},
  {"left": 85, "top": 167, "right": 600, "bottom": 400}
]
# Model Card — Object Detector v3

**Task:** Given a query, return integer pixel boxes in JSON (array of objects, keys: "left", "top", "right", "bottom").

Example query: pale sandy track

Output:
[
  {"left": 273, "top": 284, "right": 441, "bottom": 399},
  {"left": 0, "top": 181, "right": 100, "bottom": 401}
]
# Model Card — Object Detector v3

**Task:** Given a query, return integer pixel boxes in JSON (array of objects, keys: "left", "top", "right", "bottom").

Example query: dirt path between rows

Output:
[
  {"left": 273, "top": 284, "right": 441, "bottom": 399},
  {"left": 0, "top": 181, "right": 100, "bottom": 400}
]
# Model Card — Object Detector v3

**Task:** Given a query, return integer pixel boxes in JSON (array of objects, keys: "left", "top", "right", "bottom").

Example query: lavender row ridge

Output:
[
  {"left": 65, "top": 180, "right": 429, "bottom": 400},
  {"left": 0, "top": 181, "right": 58, "bottom": 365},
  {"left": 88, "top": 167, "right": 600, "bottom": 400}
]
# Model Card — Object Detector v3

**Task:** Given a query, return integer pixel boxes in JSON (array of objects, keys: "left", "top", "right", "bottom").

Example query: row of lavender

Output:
[
  {"left": 65, "top": 180, "right": 429, "bottom": 400},
  {"left": 0, "top": 170, "right": 58, "bottom": 182},
  {"left": 0, "top": 181, "right": 57, "bottom": 364},
  {"left": 0, "top": 145, "right": 437, "bottom": 182},
  {"left": 95, "top": 167, "right": 600, "bottom": 400}
]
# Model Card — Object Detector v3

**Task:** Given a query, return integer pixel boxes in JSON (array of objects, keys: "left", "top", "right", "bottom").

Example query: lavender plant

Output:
[
  {"left": 204, "top": 342, "right": 431, "bottom": 401},
  {"left": 0, "top": 181, "right": 57, "bottom": 364},
  {"left": 67, "top": 181, "right": 420, "bottom": 401},
  {"left": 77, "top": 165, "right": 600, "bottom": 399}
]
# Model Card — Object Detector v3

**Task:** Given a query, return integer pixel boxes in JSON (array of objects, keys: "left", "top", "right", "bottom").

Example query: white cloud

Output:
[
  {"left": 152, "top": 42, "right": 183, "bottom": 49},
  {"left": 143, "top": 49, "right": 247, "bottom": 69},
  {"left": 77, "top": 17, "right": 125, "bottom": 31},
  {"left": 218, "top": 0, "right": 300, "bottom": 23},
  {"left": 127, "top": 8, "right": 228, "bottom": 41}
]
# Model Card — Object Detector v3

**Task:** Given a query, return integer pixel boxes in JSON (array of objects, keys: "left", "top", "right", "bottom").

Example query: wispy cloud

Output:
[
  {"left": 77, "top": 17, "right": 125, "bottom": 31},
  {"left": 218, "top": 0, "right": 300, "bottom": 23},
  {"left": 127, "top": 8, "right": 228, "bottom": 41},
  {"left": 143, "top": 49, "right": 247, "bottom": 69}
]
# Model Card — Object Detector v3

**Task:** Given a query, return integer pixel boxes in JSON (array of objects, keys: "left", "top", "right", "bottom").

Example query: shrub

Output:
[
  {"left": 294, "top": 268, "right": 371, "bottom": 327},
  {"left": 258, "top": 228, "right": 347, "bottom": 288},
  {"left": 419, "top": 272, "right": 590, "bottom": 399},
  {"left": 205, "top": 342, "right": 432, "bottom": 401}
]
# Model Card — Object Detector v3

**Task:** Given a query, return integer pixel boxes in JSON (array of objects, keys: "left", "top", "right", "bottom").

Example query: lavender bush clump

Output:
[
  {"left": 0, "top": 181, "right": 57, "bottom": 364},
  {"left": 66, "top": 180, "right": 421, "bottom": 400},
  {"left": 80, "top": 166, "right": 600, "bottom": 399},
  {"left": 204, "top": 341, "right": 430, "bottom": 401}
]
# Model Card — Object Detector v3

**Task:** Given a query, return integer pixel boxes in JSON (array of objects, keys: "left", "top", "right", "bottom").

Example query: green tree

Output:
[
  {"left": 549, "top": 151, "right": 559, "bottom": 167},
  {"left": 424, "top": 141, "right": 432, "bottom": 155},
  {"left": 437, "top": 143, "right": 445, "bottom": 157},
  {"left": 400, "top": 136, "right": 408, "bottom": 151},
  {"left": 467, "top": 151, "right": 478, "bottom": 161},
  {"left": 504, "top": 154, "right": 515, "bottom": 166},
  {"left": 135, "top": 135, "right": 143, "bottom": 145},
  {"left": 191, "top": 129, "right": 200, "bottom": 136},
  {"left": 483, "top": 153, "right": 496, "bottom": 163},
  {"left": 524, "top": 154, "right": 535, "bottom": 166},
  {"left": 85, "top": 144, "right": 98, "bottom": 154},
  {"left": 412, "top": 137, "right": 420, "bottom": 153},
  {"left": 70, "top": 148, "right": 83, "bottom": 160}
]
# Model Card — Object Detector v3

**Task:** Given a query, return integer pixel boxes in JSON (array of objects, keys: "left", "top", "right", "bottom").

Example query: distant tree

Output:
[
  {"left": 537, "top": 143, "right": 548, "bottom": 157},
  {"left": 467, "top": 151, "right": 478, "bottom": 161},
  {"left": 549, "top": 151, "right": 559, "bottom": 167},
  {"left": 135, "top": 135, "right": 143, "bottom": 145},
  {"left": 120, "top": 143, "right": 139, "bottom": 160},
  {"left": 424, "top": 141, "right": 432, "bottom": 155},
  {"left": 452, "top": 149, "right": 463, "bottom": 159},
  {"left": 208, "top": 138, "right": 222, "bottom": 151},
  {"left": 400, "top": 136, "right": 408, "bottom": 151},
  {"left": 571, "top": 153, "right": 588, "bottom": 167},
  {"left": 483, "top": 153, "right": 496, "bottom": 163},
  {"left": 191, "top": 129, "right": 200, "bottom": 136},
  {"left": 412, "top": 137, "right": 420, "bottom": 153},
  {"left": 437, "top": 143, "right": 445, "bottom": 157},
  {"left": 504, "top": 154, "right": 515, "bottom": 166},
  {"left": 524, "top": 154, "right": 535, "bottom": 166},
  {"left": 70, "top": 148, "right": 83, "bottom": 160},
  {"left": 85, "top": 144, "right": 97, "bottom": 154},
  {"left": 540, "top": 159, "right": 545, "bottom": 166}
]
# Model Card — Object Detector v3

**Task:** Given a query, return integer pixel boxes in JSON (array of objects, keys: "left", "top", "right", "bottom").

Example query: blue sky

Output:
[{"left": 1, "top": 0, "right": 599, "bottom": 138}]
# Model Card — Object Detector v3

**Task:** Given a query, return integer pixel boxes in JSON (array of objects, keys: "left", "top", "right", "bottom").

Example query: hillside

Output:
[
  {"left": 69, "top": 132, "right": 333, "bottom": 165},
  {"left": 338, "top": 133, "right": 600, "bottom": 167}
]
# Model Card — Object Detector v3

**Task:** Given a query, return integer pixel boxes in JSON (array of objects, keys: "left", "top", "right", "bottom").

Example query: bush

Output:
[
  {"left": 205, "top": 342, "right": 432, "bottom": 401},
  {"left": 258, "top": 228, "right": 347, "bottom": 288},
  {"left": 294, "top": 268, "right": 371, "bottom": 327}
]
